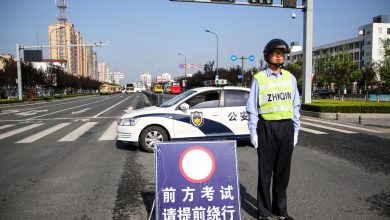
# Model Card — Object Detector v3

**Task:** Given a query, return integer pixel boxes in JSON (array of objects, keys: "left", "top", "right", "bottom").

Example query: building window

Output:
[
  {"left": 366, "top": 40, "right": 371, "bottom": 45},
  {"left": 354, "top": 52, "right": 359, "bottom": 60},
  {"left": 387, "top": 28, "right": 390, "bottom": 35},
  {"left": 366, "top": 30, "right": 371, "bottom": 35},
  {"left": 355, "top": 42, "right": 360, "bottom": 49},
  {"left": 349, "top": 43, "right": 353, "bottom": 50}
]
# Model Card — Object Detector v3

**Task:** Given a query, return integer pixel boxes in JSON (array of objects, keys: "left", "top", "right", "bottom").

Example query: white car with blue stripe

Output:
[{"left": 117, "top": 86, "right": 250, "bottom": 152}]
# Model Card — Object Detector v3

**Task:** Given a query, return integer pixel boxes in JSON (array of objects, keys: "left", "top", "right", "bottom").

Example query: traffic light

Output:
[
  {"left": 248, "top": 0, "right": 273, "bottom": 5},
  {"left": 283, "top": 0, "right": 297, "bottom": 8}
]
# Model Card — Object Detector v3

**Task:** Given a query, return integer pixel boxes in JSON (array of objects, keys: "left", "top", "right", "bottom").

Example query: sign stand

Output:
[{"left": 148, "top": 199, "right": 155, "bottom": 220}]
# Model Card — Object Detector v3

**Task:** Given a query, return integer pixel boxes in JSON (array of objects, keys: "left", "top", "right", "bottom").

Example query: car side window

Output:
[
  {"left": 187, "top": 91, "right": 220, "bottom": 109},
  {"left": 224, "top": 90, "right": 249, "bottom": 107}
]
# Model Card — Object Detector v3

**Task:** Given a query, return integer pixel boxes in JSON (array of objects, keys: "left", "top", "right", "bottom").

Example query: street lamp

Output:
[
  {"left": 205, "top": 29, "right": 219, "bottom": 80},
  {"left": 49, "top": 27, "right": 64, "bottom": 58},
  {"left": 178, "top": 52, "right": 187, "bottom": 81}
]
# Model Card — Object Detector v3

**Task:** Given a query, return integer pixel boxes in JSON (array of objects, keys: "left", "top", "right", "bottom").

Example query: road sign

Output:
[
  {"left": 155, "top": 141, "right": 241, "bottom": 220},
  {"left": 248, "top": 55, "right": 255, "bottom": 61},
  {"left": 230, "top": 55, "right": 237, "bottom": 62}
]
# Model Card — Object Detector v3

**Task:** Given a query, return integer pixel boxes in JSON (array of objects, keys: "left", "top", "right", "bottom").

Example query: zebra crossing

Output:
[
  {"left": 0, "top": 117, "right": 387, "bottom": 144},
  {"left": 300, "top": 116, "right": 388, "bottom": 135},
  {"left": 0, "top": 120, "right": 118, "bottom": 143}
]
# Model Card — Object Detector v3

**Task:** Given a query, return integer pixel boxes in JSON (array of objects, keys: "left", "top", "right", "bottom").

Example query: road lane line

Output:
[
  {"left": 301, "top": 121, "right": 358, "bottom": 134},
  {"left": 99, "top": 121, "right": 117, "bottom": 140},
  {"left": 0, "top": 124, "right": 16, "bottom": 130},
  {"left": 300, "top": 127, "right": 328, "bottom": 134},
  {"left": 301, "top": 117, "right": 387, "bottom": 133},
  {"left": 0, "top": 124, "right": 43, "bottom": 140},
  {"left": 93, "top": 96, "right": 132, "bottom": 118},
  {"left": 27, "top": 97, "right": 112, "bottom": 120},
  {"left": 16, "top": 123, "right": 71, "bottom": 143},
  {"left": 58, "top": 122, "right": 98, "bottom": 142},
  {"left": 71, "top": 108, "right": 91, "bottom": 115}
]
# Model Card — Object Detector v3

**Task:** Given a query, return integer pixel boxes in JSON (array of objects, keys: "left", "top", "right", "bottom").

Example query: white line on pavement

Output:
[
  {"left": 300, "top": 127, "right": 328, "bottom": 134},
  {"left": 0, "top": 124, "right": 43, "bottom": 140},
  {"left": 99, "top": 121, "right": 117, "bottom": 140},
  {"left": 93, "top": 96, "right": 132, "bottom": 118},
  {"left": 16, "top": 123, "right": 71, "bottom": 143},
  {"left": 27, "top": 97, "right": 112, "bottom": 120},
  {"left": 0, "top": 124, "right": 16, "bottom": 130},
  {"left": 301, "top": 121, "right": 358, "bottom": 134},
  {"left": 58, "top": 122, "right": 98, "bottom": 142},
  {"left": 301, "top": 117, "right": 386, "bottom": 133}
]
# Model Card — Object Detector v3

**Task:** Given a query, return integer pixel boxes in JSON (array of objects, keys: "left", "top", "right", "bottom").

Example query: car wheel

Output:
[{"left": 139, "top": 126, "right": 168, "bottom": 153}]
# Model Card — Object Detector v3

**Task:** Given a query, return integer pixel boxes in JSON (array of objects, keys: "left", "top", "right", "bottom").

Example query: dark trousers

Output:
[{"left": 256, "top": 118, "right": 294, "bottom": 217}]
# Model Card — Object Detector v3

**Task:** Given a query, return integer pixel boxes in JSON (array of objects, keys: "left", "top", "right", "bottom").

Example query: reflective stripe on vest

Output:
[{"left": 254, "top": 69, "right": 294, "bottom": 120}]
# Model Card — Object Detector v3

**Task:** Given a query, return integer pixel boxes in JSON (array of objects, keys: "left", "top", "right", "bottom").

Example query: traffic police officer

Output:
[{"left": 246, "top": 39, "right": 301, "bottom": 220}]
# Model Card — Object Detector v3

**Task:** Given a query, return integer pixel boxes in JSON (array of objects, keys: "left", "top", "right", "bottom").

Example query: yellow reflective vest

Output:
[{"left": 253, "top": 69, "right": 294, "bottom": 120}]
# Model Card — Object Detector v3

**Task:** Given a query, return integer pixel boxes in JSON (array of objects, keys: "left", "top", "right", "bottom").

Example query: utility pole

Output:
[
  {"left": 171, "top": 0, "right": 313, "bottom": 103},
  {"left": 15, "top": 42, "right": 108, "bottom": 100},
  {"left": 302, "top": 0, "right": 313, "bottom": 103}
]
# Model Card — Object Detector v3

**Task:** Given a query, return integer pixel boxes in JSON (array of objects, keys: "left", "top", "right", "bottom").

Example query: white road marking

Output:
[
  {"left": 71, "top": 108, "right": 91, "bottom": 115},
  {"left": 0, "top": 124, "right": 43, "bottom": 140},
  {"left": 93, "top": 96, "right": 132, "bottom": 118},
  {"left": 27, "top": 97, "right": 111, "bottom": 120},
  {"left": 99, "top": 121, "right": 117, "bottom": 140},
  {"left": 301, "top": 121, "right": 358, "bottom": 134},
  {"left": 16, "top": 123, "right": 71, "bottom": 143},
  {"left": 124, "top": 106, "right": 133, "bottom": 113},
  {"left": 0, "top": 124, "right": 16, "bottom": 130},
  {"left": 300, "top": 127, "right": 328, "bottom": 134},
  {"left": 0, "top": 109, "right": 20, "bottom": 116},
  {"left": 16, "top": 109, "right": 48, "bottom": 116},
  {"left": 301, "top": 117, "right": 387, "bottom": 133},
  {"left": 58, "top": 122, "right": 98, "bottom": 142}
]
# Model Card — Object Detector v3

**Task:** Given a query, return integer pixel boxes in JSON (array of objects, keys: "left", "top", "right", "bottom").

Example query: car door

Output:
[
  {"left": 173, "top": 90, "right": 222, "bottom": 139},
  {"left": 220, "top": 89, "right": 250, "bottom": 138}
]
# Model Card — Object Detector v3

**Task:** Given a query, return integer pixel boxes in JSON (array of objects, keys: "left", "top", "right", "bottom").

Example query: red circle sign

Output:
[{"left": 179, "top": 146, "right": 216, "bottom": 183}]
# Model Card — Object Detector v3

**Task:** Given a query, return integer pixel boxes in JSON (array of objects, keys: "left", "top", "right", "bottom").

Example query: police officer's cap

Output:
[{"left": 263, "top": 39, "right": 290, "bottom": 55}]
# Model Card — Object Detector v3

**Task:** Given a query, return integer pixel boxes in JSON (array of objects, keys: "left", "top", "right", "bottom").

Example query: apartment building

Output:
[
  {"left": 290, "top": 15, "right": 390, "bottom": 70},
  {"left": 48, "top": 23, "right": 98, "bottom": 79}
]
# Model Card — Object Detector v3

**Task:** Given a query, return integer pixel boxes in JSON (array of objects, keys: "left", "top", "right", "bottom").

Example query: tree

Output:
[
  {"left": 377, "top": 38, "right": 390, "bottom": 91},
  {"left": 284, "top": 59, "right": 303, "bottom": 92},
  {"left": 360, "top": 63, "right": 377, "bottom": 92}
]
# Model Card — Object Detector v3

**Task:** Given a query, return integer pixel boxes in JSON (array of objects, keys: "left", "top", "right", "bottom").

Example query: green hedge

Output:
[{"left": 301, "top": 100, "right": 390, "bottom": 113}]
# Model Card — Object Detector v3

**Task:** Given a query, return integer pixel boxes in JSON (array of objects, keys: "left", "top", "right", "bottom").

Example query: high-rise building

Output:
[
  {"left": 48, "top": 24, "right": 98, "bottom": 79},
  {"left": 140, "top": 72, "right": 152, "bottom": 89},
  {"left": 48, "top": 0, "right": 98, "bottom": 79},
  {"left": 97, "top": 63, "right": 108, "bottom": 82}
]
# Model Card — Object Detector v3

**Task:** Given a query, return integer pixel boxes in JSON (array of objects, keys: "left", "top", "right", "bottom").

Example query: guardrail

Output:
[{"left": 142, "top": 91, "right": 176, "bottom": 106}]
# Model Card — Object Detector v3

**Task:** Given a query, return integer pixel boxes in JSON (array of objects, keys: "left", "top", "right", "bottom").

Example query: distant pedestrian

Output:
[{"left": 246, "top": 39, "right": 301, "bottom": 220}]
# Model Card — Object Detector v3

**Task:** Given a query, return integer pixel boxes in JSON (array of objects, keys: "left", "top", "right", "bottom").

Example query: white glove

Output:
[
  {"left": 293, "top": 132, "right": 298, "bottom": 147},
  {"left": 251, "top": 134, "right": 258, "bottom": 149}
]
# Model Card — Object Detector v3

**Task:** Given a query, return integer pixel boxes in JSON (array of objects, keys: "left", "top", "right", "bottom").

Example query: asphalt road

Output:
[{"left": 0, "top": 93, "right": 389, "bottom": 219}]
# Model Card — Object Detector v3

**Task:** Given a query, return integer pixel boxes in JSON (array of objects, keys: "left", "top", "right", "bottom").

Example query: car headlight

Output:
[{"left": 117, "top": 118, "right": 138, "bottom": 126}]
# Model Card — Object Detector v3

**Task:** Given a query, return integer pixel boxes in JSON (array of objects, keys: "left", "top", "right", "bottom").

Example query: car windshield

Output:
[{"left": 160, "top": 90, "right": 196, "bottom": 107}]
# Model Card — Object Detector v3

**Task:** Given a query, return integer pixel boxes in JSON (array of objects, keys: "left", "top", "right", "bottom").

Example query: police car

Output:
[{"left": 117, "top": 86, "right": 250, "bottom": 152}]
